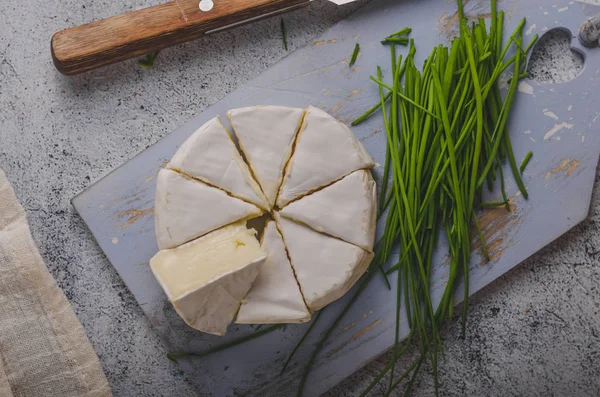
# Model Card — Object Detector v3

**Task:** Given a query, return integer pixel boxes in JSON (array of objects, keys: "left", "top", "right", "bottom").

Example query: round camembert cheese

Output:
[{"left": 151, "top": 106, "right": 377, "bottom": 335}]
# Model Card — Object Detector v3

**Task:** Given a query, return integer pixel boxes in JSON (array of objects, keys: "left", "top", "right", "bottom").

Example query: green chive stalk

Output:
[
  {"left": 520, "top": 151, "right": 533, "bottom": 173},
  {"left": 167, "top": 324, "right": 283, "bottom": 363},
  {"left": 281, "top": 18, "right": 288, "bottom": 51},
  {"left": 349, "top": 43, "right": 360, "bottom": 67}
]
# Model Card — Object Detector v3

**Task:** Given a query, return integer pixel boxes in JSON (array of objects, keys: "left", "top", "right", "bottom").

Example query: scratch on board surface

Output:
[
  {"left": 118, "top": 207, "right": 154, "bottom": 229},
  {"left": 329, "top": 102, "right": 345, "bottom": 113},
  {"left": 326, "top": 321, "right": 384, "bottom": 359},
  {"left": 352, "top": 319, "right": 382, "bottom": 340},
  {"left": 509, "top": 191, "right": 522, "bottom": 203},
  {"left": 543, "top": 110, "right": 559, "bottom": 120},
  {"left": 518, "top": 81, "right": 534, "bottom": 95},
  {"left": 326, "top": 339, "right": 351, "bottom": 358},
  {"left": 99, "top": 186, "right": 151, "bottom": 209},
  {"left": 349, "top": 89, "right": 365, "bottom": 97},
  {"left": 359, "top": 130, "right": 382, "bottom": 142},
  {"left": 489, "top": 240, "right": 508, "bottom": 262},
  {"left": 544, "top": 158, "right": 580, "bottom": 179},
  {"left": 544, "top": 122, "right": 573, "bottom": 140},
  {"left": 100, "top": 197, "right": 125, "bottom": 209},
  {"left": 144, "top": 173, "right": 158, "bottom": 184},
  {"left": 343, "top": 322, "right": 356, "bottom": 332},
  {"left": 347, "top": 330, "right": 388, "bottom": 359},
  {"left": 127, "top": 197, "right": 142, "bottom": 205},
  {"left": 268, "top": 58, "right": 347, "bottom": 86},
  {"left": 471, "top": 199, "right": 520, "bottom": 264},
  {"left": 313, "top": 39, "right": 340, "bottom": 47},
  {"left": 488, "top": 239, "right": 505, "bottom": 253}
]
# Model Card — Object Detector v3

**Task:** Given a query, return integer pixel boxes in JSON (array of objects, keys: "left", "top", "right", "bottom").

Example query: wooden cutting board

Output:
[{"left": 72, "top": 0, "right": 600, "bottom": 395}]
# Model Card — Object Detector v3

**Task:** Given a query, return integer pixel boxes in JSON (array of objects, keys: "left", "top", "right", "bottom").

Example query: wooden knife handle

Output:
[{"left": 51, "top": 0, "right": 309, "bottom": 75}]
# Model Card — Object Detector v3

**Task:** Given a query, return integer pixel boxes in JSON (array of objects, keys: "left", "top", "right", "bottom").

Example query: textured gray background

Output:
[{"left": 1, "top": 0, "right": 599, "bottom": 396}]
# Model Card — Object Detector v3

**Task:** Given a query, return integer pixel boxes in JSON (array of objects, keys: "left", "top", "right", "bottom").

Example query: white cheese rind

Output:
[
  {"left": 279, "top": 169, "right": 377, "bottom": 252},
  {"left": 227, "top": 106, "right": 305, "bottom": 207},
  {"left": 168, "top": 117, "right": 269, "bottom": 209},
  {"left": 276, "top": 106, "right": 376, "bottom": 208},
  {"left": 154, "top": 169, "right": 263, "bottom": 249},
  {"left": 236, "top": 221, "right": 311, "bottom": 324},
  {"left": 150, "top": 222, "right": 266, "bottom": 335},
  {"left": 275, "top": 213, "right": 374, "bottom": 311}
]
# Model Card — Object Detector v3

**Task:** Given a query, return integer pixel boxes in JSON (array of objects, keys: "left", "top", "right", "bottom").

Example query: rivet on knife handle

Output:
[{"left": 51, "top": 0, "right": 309, "bottom": 75}]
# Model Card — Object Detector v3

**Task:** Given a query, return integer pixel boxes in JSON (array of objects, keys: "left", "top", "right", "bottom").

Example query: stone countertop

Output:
[{"left": 1, "top": 0, "right": 599, "bottom": 396}]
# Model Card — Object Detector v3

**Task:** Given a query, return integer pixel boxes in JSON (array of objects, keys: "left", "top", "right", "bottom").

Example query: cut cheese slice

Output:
[
  {"left": 168, "top": 116, "right": 269, "bottom": 209},
  {"left": 276, "top": 106, "right": 376, "bottom": 208},
  {"left": 150, "top": 222, "right": 266, "bottom": 335},
  {"left": 279, "top": 170, "right": 377, "bottom": 252},
  {"left": 154, "top": 169, "right": 263, "bottom": 249},
  {"left": 275, "top": 213, "right": 374, "bottom": 311},
  {"left": 227, "top": 106, "right": 305, "bottom": 207},
  {"left": 236, "top": 220, "right": 311, "bottom": 324}
]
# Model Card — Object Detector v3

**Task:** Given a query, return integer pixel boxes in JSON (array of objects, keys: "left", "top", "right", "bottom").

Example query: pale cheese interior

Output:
[{"left": 151, "top": 222, "right": 265, "bottom": 300}]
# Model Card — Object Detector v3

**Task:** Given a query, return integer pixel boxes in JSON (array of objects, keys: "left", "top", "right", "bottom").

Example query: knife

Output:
[{"left": 51, "top": 0, "right": 355, "bottom": 75}]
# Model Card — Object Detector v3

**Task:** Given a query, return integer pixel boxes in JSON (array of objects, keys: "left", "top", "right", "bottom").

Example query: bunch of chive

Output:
[{"left": 296, "top": 1, "right": 537, "bottom": 395}]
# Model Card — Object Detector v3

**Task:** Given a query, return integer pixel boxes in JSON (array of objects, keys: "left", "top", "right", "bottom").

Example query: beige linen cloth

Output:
[{"left": 0, "top": 169, "right": 112, "bottom": 397}]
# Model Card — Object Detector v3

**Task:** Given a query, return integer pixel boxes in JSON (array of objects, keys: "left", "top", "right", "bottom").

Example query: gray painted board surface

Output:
[{"left": 72, "top": 0, "right": 600, "bottom": 395}]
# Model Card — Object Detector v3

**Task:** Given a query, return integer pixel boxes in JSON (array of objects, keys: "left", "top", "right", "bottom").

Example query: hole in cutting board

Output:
[{"left": 527, "top": 28, "right": 584, "bottom": 84}]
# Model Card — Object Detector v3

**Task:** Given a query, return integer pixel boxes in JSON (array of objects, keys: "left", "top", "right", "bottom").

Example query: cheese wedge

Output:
[
  {"left": 168, "top": 117, "right": 269, "bottom": 210},
  {"left": 236, "top": 221, "right": 311, "bottom": 324},
  {"left": 227, "top": 106, "right": 305, "bottom": 207},
  {"left": 276, "top": 106, "right": 376, "bottom": 208},
  {"left": 275, "top": 214, "right": 374, "bottom": 311},
  {"left": 150, "top": 222, "right": 266, "bottom": 335},
  {"left": 279, "top": 170, "right": 377, "bottom": 252},
  {"left": 154, "top": 169, "right": 263, "bottom": 249}
]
